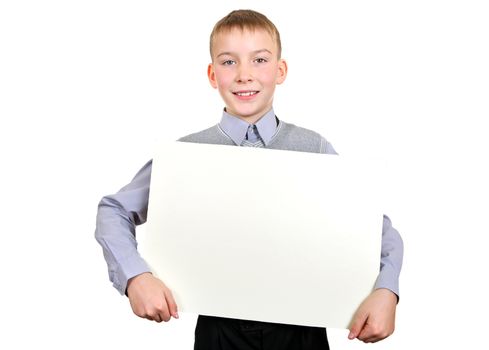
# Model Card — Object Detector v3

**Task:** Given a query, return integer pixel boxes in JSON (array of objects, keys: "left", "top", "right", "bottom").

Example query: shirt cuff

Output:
[
  {"left": 374, "top": 263, "right": 400, "bottom": 301},
  {"left": 112, "top": 254, "right": 151, "bottom": 295}
]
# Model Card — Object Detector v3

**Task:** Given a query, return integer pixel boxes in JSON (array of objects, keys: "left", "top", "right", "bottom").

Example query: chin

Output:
[{"left": 239, "top": 112, "right": 261, "bottom": 120}]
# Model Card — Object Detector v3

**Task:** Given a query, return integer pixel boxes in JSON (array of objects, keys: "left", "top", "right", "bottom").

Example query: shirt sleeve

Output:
[
  {"left": 374, "top": 215, "right": 404, "bottom": 298},
  {"left": 95, "top": 160, "right": 153, "bottom": 295},
  {"left": 319, "top": 136, "right": 404, "bottom": 298}
]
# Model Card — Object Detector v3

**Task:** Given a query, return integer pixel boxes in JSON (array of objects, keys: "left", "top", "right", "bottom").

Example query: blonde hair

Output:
[{"left": 210, "top": 9, "right": 282, "bottom": 59}]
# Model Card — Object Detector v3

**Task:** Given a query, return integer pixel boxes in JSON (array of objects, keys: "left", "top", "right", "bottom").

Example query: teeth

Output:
[{"left": 235, "top": 91, "right": 257, "bottom": 96}]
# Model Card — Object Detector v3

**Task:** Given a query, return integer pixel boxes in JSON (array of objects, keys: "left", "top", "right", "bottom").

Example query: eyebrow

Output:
[{"left": 216, "top": 49, "right": 273, "bottom": 58}]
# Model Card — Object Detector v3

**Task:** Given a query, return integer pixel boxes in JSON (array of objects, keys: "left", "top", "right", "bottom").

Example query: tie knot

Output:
[{"left": 246, "top": 125, "right": 259, "bottom": 142}]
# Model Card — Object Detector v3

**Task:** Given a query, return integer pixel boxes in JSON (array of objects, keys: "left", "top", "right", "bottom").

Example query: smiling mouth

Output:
[{"left": 233, "top": 91, "right": 259, "bottom": 97}]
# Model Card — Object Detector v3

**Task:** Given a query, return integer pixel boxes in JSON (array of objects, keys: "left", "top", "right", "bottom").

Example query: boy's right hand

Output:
[{"left": 126, "top": 272, "right": 179, "bottom": 322}]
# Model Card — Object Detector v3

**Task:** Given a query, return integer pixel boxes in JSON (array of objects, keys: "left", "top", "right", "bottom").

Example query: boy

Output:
[{"left": 95, "top": 9, "right": 403, "bottom": 350}]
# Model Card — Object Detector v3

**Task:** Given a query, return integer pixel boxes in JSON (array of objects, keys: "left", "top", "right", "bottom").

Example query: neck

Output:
[{"left": 225, "top": 109, "right": 271, "bottom": 125}]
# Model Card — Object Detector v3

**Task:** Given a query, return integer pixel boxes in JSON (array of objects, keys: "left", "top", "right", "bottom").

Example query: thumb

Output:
[{"left": 348, "top": 312, "right": 368, "bottom": 340}]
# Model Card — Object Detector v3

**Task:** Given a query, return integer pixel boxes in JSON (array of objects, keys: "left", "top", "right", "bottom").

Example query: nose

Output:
[{"left": 236, "top": 63, "right": 253, "bottom": 83}]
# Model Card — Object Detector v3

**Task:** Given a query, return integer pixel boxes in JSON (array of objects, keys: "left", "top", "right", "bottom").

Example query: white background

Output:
[{"left": 1, "top": 0, "right": 488, "bottom": 349}]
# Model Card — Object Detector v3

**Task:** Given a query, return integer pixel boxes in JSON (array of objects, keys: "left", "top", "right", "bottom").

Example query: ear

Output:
[
  {"left": 207, "top": 63, "right": 218, "bottom": 89},
  {"left": 275, "top": 59, "right": 288, "bottom": 85}
]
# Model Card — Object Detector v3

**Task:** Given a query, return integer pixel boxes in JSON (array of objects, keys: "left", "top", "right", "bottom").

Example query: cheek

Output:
[
  {"left": 259, "top": 67, "right": 280, "bottom": 85},
  {"left": 214, "top": 68, "right": 233, "bottom": 88}
]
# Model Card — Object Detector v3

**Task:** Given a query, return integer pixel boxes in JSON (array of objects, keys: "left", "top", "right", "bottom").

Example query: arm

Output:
[
  {"left": 318, "top": 137, "right": 404, "bottom": 342},
  {"left": 348, "top": 215, "right": 404, "bottom": 342},
  {"left": 95, "top": 160, "right": 178, "bottom": 322}
]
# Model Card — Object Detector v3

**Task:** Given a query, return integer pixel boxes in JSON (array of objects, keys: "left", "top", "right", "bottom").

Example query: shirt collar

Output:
[{"left": 219, "top": 108, "right": 277, "bottom": 146}]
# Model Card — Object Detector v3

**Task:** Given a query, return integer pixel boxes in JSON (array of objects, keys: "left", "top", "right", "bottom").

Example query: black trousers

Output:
[{"left": 194, "top": 316, "right": 330, "bottom": 350}]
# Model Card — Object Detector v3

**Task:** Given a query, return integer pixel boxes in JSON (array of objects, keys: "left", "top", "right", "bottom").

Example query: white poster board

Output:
[{"left": 141, "top": 141, "right": 383, "bottom": 329}]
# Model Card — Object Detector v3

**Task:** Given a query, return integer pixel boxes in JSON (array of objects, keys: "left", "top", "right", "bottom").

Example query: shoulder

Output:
[
  {"left": 273, "top": 121, "right": 337, "bottom": 154},
  {"left": 177, "top": 124, "right": 233, "bottom": 145},
  {"left": 280, "top": 121, "right": 323, "bottom": 139}
]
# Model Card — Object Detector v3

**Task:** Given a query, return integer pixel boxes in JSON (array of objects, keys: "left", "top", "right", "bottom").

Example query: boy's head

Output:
[
  {"left": 207, "top": 10, "right": 288, "bottom": 124},
  {"left": 209, "top": 9, "right": 282, "bottom": 59}
]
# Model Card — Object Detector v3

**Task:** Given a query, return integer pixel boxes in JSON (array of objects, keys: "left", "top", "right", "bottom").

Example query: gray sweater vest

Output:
[{"left": 178, "top": 120, "right": 336, "bottom": 155}]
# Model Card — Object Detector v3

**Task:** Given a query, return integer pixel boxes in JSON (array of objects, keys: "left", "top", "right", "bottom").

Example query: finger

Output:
[
  {"left": 357, "top": 328, "right": 374, "bottom": 342},
  {"left": 357, "top": 321, "right": 372, "bottom": 337},
  {"left": 362, "top": 336, "right": 380, "bottom": 343},
  {"left": 150, "top": 300, "right": 169, "bottom": 322},
  {"left": 357, "top": 323, "right": 390, "bottom": 343},
  {"left": 165, "top": 289, "right": 179, "bottom": 319},
  {"left": 156, "top": 306, "right": 171, "bottom": 322},
  {"left": 348, "top": 313, "right": 368, "bottom": 340},
  {"left": 359, "top": 333, "right": 382, "bottom": 344}
]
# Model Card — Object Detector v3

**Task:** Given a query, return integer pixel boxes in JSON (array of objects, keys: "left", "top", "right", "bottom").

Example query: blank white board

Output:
[{"left": 142, "top": 141, "right": 383, "bottom": 329}]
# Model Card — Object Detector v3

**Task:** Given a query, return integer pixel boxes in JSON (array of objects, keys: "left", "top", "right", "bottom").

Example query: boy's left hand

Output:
[{"left": 348, "top": 288, "right": 398, "bottom": 343}]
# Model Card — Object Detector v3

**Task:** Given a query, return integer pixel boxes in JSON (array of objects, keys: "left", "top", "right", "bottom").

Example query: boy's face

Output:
[{"left": 208, "top": 28, "right": 287, "bottom": 124}]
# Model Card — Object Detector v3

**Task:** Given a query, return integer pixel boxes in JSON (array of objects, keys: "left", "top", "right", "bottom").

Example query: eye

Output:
[
  {"left": 254, "top": 57, "right": 268, "bottom": 63},
  {"left": 222, "top": 59, "right": 236, "bottom": 66}
]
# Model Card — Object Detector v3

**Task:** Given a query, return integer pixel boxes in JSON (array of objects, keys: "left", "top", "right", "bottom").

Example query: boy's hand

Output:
[
  {"left": 126, "top": 272, "right": 179, "bottom": 323},
  {"left": 348, "top": 288, "right": 397, "bottom": 343}
]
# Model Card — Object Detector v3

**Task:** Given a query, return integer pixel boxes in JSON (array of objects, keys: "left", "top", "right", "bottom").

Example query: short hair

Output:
[{"left": 210, "top": 9, "right": 282, "bottom": 59}]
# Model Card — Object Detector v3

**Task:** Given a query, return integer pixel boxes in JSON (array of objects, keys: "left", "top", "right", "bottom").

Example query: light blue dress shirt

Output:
[{"left": 95, "top": 108, "right": 403, "bottom": 299}]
